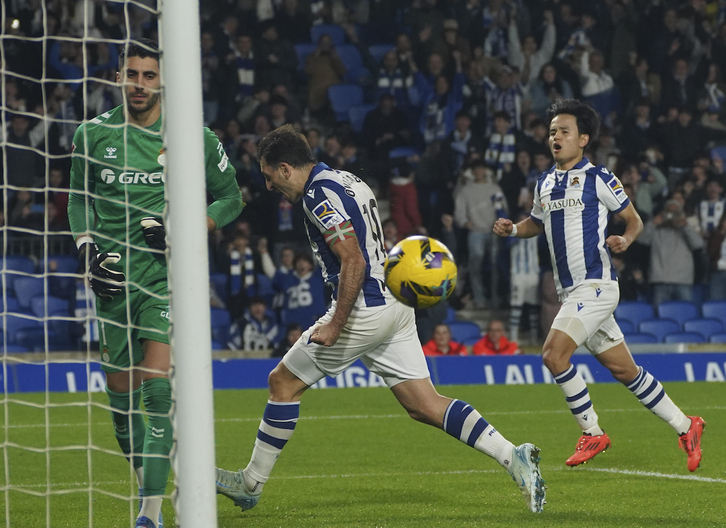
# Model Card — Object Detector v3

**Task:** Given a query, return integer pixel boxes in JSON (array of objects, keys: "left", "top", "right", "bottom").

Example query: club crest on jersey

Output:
[
  {"left": 313, "top": 200, "right": 346, "bottom": 229},
  {"left": 570, "top": 176, "right": 580, "bottom": 188},
  {"left": 158, "top": 148, "right": 166, "bottom": 166},
  {"left": 104, "top": 146, "right": 117, "bottom": 159}
]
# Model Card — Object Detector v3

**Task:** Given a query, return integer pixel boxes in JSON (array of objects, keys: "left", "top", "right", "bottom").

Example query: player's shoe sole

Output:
[
  {"left": 565, "top": 432, "right": 611, "bottom": 466},
  {"left": 679, "top": 416, "right": 706, "bottom": 472},
  {"left": 509, "top": 443, "right": 546, "bottom": 513},
  {"left": 215, "top": 467, "right": 261, "bottom": 511}
]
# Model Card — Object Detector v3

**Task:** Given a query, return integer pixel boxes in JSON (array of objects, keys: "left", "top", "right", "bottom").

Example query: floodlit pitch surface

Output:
[{"left": 1, "top": 382, "right": 723, "bottom": 527}]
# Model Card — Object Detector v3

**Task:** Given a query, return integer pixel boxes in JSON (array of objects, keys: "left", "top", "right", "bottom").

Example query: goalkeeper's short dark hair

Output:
[
  {"left": 547, "top": 98, "right": 600, "bottom": 148},
  {"left": 118, "top": 39, "right": 160, "bottom": 71},
  {"left": 257, "top": 124, "right": 316, "bottom": 169}
]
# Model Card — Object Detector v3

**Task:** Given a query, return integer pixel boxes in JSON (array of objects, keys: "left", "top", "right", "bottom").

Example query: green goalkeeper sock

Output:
[
  {"left": 106, "top": 386, "right": 145, "bottom": 471},
  {"left": 141, "top": 377, "right": 173, "bottom": 497}
]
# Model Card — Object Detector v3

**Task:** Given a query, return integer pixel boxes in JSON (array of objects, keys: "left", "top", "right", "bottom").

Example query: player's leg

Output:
[
  {"left": 390, "top": 378, "right": 545, "bottom": 512},
  {"left": 216, "top": 328, "right": 326, "bottom": 511},
  {"left": 136, "top": 339, "right": 171, "bottom": 527},
  {"left": 595, "top": 337, "right": 706, "bottom": 471}
]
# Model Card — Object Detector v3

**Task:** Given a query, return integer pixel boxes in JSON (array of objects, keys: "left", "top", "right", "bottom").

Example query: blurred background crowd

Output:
[{"left": 2, "top": 0, "right": 726, "bottom": 352}]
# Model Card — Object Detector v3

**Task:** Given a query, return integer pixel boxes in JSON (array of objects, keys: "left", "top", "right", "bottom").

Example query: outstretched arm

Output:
[{"left": 493, "top": 216, "right": 543, "bottom": 238}]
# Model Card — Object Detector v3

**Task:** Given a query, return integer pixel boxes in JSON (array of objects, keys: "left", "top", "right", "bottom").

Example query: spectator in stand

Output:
[
  {"left": 256, "top": 21, "right": 298, "bottom": 90},
  {"left": 591, "top": 126, "right": 621, "bottom": 169},
  {"left": 619, "top": 99, "right": 657, "bottom": 160},
  {"left": 454, "top": 161, "right": 508, "bottom": 309},
  {"left": 698, "top": 180, "right": 725, "bottom": 237},
  {"left": 697, "top": 63, "right": 726, "bottom": 127},
  {"left": 318, "top": 133, "right": 343, "bottom": 168},
  {"left": 362, "top": 93, "right": 412, "bottom": 161},
  {"left": 2, "top": 112, "right": 44, "bottom": 187},
  {"left": 612, "top": 254, "right": 648, "bottom": 302},
  {"left": 484, "top": 110, "right": 516, "bottom": 181},
  {"left": 507, "top": 9, "right": 556, "bottom": 88},
  {"left": 201, "top": 31, "right": 224, "bottom": 125},
  {"left": 269, "top": 94, "right": 294, "bottom": 129},
  {"left": 231, "top": 33, "right": 255, "bottom": 110},
  {"left": 430, "top": 19, "right": 472, "bottom": 72},
  {"left": 274, "top": 0, "right": 312, "bottom": 44},
  {"left": 529, "top": 64, "right": 574, "bottom": 119},
  {"left": 707, "top": 212, "right": 726, "bottom": 300},
  {"left": 442, "top": 110, "right": 484, "bottom": 178},
  {"left": 661, "top": 58, "right": 698, "bottom": 113},
  {"left": 389, "top": 162, "right": 424, "bottom": 239},
  {"left": 639, "top": 199, "right": 705, "bottom": 306},
  {"left": 519, "top": 118, "right": 549, "bottom": 157},
  {"left": 340, "top": 140, "right": 377, "bottom": 189},
  {"left": 305, "top": 33, "right": 346, "bottom": 114},
  {"left": 481, "top": 64, "right": 524, "bottom": 134},
  {"left": 415, "top": 50, "right": 465, "bottom": 145},
  {"left": 508, "top": 211, "right": 541, "bottom": 344},
  {"left": 272, "top": 323, "right": 304, "bottom": 358},
  {"left": 305, "top": 127, "right": 323, "bottom": 159},
  {"left": 625, "top": 160, "right": 669, "bottom": 222},
  {"left": 576, "top": 47, "right": 615, "bottom": 99},
  {"left": 382, "top": 218, "right": 399, "bottom": 253},
  {"left": 472, "top": 320, "right": 520, "bottom": 355},
  {"left": 376, "top": 50, "right": 415, "bottom": 109},
  {"left": 279, "top": 253, "right": 328, "bottom": 331},
  {"left": 228, "top": 296, "right": 280, "bottom": 352},
  {"left": 500, "top": 151, "right": 533, "bottom": 218},
  {"left": 422, "top": 324, "right": 467, "bottom": 356},
  {"left": 619, "top": 55, "right": 662, "bottom": 114}
]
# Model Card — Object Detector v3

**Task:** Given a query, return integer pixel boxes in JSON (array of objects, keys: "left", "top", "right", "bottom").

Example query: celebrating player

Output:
[
  {"left": 493, "top": 99, "right": 705, "bottom": 470},
  {"left": 67, "top": 39, "right": 244, "bottom": 528},
  {"left": 215, "top": 124, "right": 546, "bottom": 514}
]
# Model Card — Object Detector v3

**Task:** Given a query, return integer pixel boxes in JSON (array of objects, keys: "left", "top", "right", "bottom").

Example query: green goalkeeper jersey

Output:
[{"left": 68, "top": 105, "right": 243, "bottom": 289}]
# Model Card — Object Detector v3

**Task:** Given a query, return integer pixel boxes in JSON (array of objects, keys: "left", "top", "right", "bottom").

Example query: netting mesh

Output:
[{"left": 1, "top": 1, "right": 173, "bottom": 526}]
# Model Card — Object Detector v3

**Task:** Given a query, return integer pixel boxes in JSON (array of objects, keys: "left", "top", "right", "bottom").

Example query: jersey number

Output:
[{"left": 362, "top": 199, "right": 385, "bottom": 260}]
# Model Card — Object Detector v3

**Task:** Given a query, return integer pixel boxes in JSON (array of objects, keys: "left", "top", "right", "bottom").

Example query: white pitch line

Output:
[
  {"left": 582, "top": 467, "right": 726, "bottom": 484},
  {"left": 6, "top": 465, "right": 724, "bottom": 491},
  {"left": 5, "top": 405, "right": 726, "bottom": 429}
]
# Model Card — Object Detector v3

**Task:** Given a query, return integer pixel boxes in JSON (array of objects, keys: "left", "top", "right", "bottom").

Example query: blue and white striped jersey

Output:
[
  {"left": 530, "top": 157, "right": 629, "bottom": 297},
  {"left": 302, "top": 163, "right": 393, "bottom": 308}
]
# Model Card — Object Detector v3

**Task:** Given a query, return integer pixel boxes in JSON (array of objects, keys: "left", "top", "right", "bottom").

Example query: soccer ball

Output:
[{"left": 384, "top": 236, "right": 457, "bottom": 309}]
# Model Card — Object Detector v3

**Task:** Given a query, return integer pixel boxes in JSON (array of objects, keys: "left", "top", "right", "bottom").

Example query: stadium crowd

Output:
[{"left": 3, "top": 0, "right": 726, "bottom": 351}]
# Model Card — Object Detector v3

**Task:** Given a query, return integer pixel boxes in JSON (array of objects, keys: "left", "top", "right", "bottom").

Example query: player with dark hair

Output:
[
  {"left": 68, "top": 38, "right": 244, "bottom": 528},
  {"left": 494, "top": 99, "right": 705, "bottom": 470},
  {"left": 215, "top": 124, "right": 546, "bottom": 514}
]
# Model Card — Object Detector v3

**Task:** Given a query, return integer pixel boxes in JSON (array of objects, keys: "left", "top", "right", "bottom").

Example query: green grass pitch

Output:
[{"left": 1, "top": 382, "right": 723, "bottom": 527}]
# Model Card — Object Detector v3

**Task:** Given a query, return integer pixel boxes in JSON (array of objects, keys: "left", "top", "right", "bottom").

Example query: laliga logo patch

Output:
[
  {"left": 608, "top": 178, "right": 623, "bottom": 195},
  {"left": 312, "top": 199, "right": 345, "bottom": 229}
]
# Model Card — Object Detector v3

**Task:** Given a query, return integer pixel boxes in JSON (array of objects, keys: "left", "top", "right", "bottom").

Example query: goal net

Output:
[{"left": 1, "top": 1, "right": 215, "bottom": 525}]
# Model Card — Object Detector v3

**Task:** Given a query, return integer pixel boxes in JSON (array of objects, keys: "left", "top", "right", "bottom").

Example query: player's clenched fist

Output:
[
  {"left": 493, "top": 218, "right": 514, "bottom": 237},
  {"left": 605, "top": 235, "right": 629, "bottom": 254}
]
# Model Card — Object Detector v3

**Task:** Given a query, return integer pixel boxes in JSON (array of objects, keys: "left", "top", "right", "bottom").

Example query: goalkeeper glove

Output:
[
  {"left": 79, "top": 242, "right": 126, "bottom": 299},
  {"left": 140, "top": 216, "right": 166, "bottom": 250}
]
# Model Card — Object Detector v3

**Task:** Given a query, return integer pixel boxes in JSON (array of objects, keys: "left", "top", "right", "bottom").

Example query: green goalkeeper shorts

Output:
[{"left": 96, "top": 279, "right": 170, "bottom": 373}]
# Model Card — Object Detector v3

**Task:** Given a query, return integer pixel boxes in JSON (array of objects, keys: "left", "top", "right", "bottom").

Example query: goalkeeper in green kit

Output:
[{"left": 67, "top": 39, "right": 244, "bottom": 528}]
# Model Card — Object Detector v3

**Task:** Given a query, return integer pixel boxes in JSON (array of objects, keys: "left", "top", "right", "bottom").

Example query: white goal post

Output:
[{"left": 160, "top": 0, "right": 219, "bottom": 525}]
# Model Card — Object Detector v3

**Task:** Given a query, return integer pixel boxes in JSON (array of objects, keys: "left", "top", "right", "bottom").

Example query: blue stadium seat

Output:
[
  {"left": 294, "top": 43, "right": 317, "bottom": 72},
  {"left": 3, "top": 256, "right": 36, "bottom": 292},
  {"left": 31, "top": 295, "right": 71, "bottom": 318},
  {"left": 462, "top": 335, "right": 482, "bottom": 346},
  {"left": 617, "top": 320, "right": 635, "bottom": 334},
  {"left": 638, "top": 319, "right": 680, "bottom": 343},
  {"left": 210, "top": 308, "right": 232, "bottom": 346},
  {"left": 1, "top": 314, "right": 41, "bottom": 345},
  {"left": 389, "top": 146, "right": 420, "bottom": 159},
  {"left": 711, "top": 146, "right": 726, "bottom": 163},
  {"left": 1, "top": 344, "right": 29, "bottom": 353},
  {"left": 43, "top": 255, "right": 79, "bottom": 274},
  {"left": 656, "top": 301, "right": 699, "bottom": 328},
  {"left": 623, "top": 332, "right": 658, "bottom": 344},
  {"left": 709, "top": 332, "right": 726, "bottom": 344},
  {"left": 310, "top": 24, "right": 346, "bottom": 46},
  {"left": 247, "top": 274, "right": 275, "bottom": 307},
  {"left": 614, "top": 301, "right": 654, "bottom": 328},
  {"left": 348, "top": 104, "right": 375, "bottom": 133},
  {"left": 336, "top": 45, "right": 368, "bottom": 84},
  {"left": 448, "top": 321, "right": 481, "bottom": 342},
  {"left": 14, "top": 327, "right": 61, "bottom": 352},
  {"left": 13, "top": 277, "right": 46, "bottom": 309},
  {"left": 368, "top": 44, "right": 394, "bottom": 65},
  {"left": 701, "top": 300, "right": 726, "bottom": 326},
  {"left": 683, "top": 318, "right": 724, "bottom": 340},
  {"left": 663, "top": 332, "right": 706, "bottom": 344},
  {"left": 1, "top": 296, "right": 20, "bottom": 314},
  {"left": 210, "top": 272, "right": 229, "bottom": 302},
  {"left": 444, "top": 306, "right": 457, "bottom": 323},
  {"left": 328, "top": 84, "right": 364, "bottom": 121}
]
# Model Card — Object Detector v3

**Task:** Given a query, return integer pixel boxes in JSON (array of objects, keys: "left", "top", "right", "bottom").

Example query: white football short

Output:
[
  {"left": 282, "top": 300, "right": 431, "bottom": 388},
  {"left": 550, "top": 281, "right": 624, "bottom": 355},
  {"left": 510, "top": 273, "right": 540, "bottom": 306}
]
